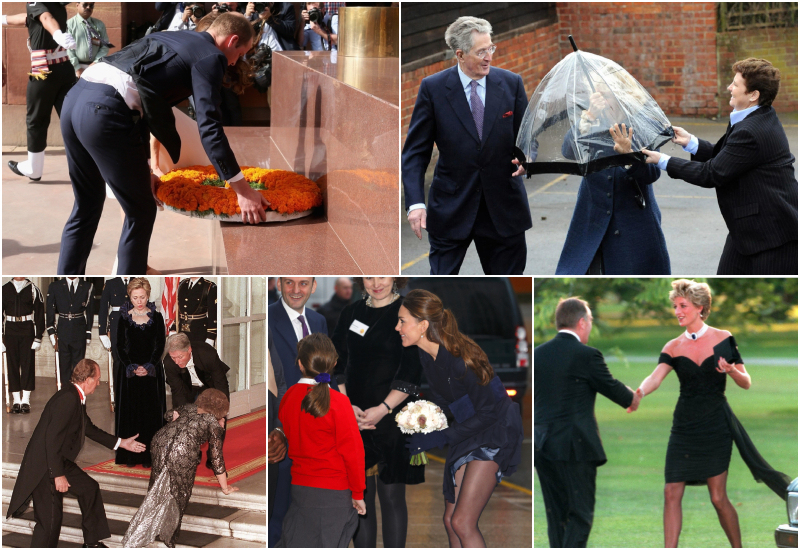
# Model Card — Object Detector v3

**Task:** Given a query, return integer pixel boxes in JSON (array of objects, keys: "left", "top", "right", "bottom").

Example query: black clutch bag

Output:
[{"left": 713, "top": 337, "right": 735, "bottom": 364}]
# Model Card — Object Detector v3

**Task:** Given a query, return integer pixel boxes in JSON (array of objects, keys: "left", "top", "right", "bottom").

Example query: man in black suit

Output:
[
  {"left": 534, "top": 297, "right": 642, "bottom": 548},
  {"left": 642, "top": 58, "right": 797, "bottom": 275},
  {"left": 163, "top": 332, "right": 230, "bottom": 469},
  {"left": 315, "top": 277, "right": 353, "bottom": 337},
  {"left": 46, "top": 277, "right": 95, "bottom": 386},
  {"left": 97, "top": 277, "right": 130, "bottom": 415},
  {"left": 6, "top": 359, "right": 145, "bottom": 548}
]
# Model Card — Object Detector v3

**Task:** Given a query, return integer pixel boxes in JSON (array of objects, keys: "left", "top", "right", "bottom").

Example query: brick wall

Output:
[{"left": 717, "top": 26, "right": 798, "bottom": 115}]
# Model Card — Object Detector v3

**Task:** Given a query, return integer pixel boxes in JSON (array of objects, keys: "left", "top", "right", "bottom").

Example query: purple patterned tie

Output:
[
  {"left": 470, "top": 80, "right": 484, "bottom": 140},
  {"left": 297, "top": 314, "right": 310, "bottom": 338}
]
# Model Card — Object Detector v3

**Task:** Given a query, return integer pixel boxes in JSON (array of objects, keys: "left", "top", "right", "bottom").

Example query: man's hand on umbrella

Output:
[
  {"left": 588, "top": 92, "right": 608, "bottom": 120},
  {"left": 671, "top": 126, "right": 692, "bottom": 147},
  {"left": 610, "top": 123, "right": 633, "bottom": 154},
  {"left": 640, "top": 148, "right": 662, "bottom": 164},
  {"left": 511, "top": 158, "right": 526, "bottom": 177}
]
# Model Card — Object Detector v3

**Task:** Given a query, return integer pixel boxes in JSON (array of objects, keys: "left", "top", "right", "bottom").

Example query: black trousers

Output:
[
  {"left": 31, "top": 460, "right": 111, "bottom": 547},
  {"left": 4, "top": 332, "right": 36, "bottom": 393},
  {"left": 57, "top": 336, "right": 86, "bottom": 385},
  {"left": 717, "top": 236, "right": 798, "bottom": 275},
  {"left": 26, "top": 62, "right": 76, "bottom": 152},
  {"left": 58, "top": 79, "right": 155, "bottom": 275},
  {"left": 428, "top": 194, "right": 527, "bottom": 275},
  {"left": 534, "top": 452, "right": 597, "bottom": 548}
]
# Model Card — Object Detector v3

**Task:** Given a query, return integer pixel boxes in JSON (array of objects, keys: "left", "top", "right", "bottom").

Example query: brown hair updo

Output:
[
  {"left": 297, "top": 333, "right": 339, "bottom": 418},
  {"left": 402, "top": 289, "right": 493, "bottom": 385},
  {"left": 669, "top": 279, "right": 712, "bottom": 319}
]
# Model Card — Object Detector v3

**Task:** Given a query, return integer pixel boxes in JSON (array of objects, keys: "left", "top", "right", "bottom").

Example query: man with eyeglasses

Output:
[
  {"left": 67, "top": 2, "right": 112, "bottom": 78},
  {"left": 402, "top": 16, "right": 532, "bottom": 275}
]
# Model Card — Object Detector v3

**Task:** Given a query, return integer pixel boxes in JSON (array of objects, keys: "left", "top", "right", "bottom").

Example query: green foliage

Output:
[{"left": 534, "top": 278, "right": 798, "bottom": 338}]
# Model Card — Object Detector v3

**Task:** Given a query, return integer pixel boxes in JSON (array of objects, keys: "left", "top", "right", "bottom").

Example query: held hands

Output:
[
  {"left": 610, "top": 123, "right": 634, "bottom": 154},
  {"left": 120, "top": 434, "right": 146, "bottom": 453},
  {"left": 268, "top": 429, "right": 287, "bottom": 463},
  {"left": 408, "top": 209, "right": 427, "bottom": 240},
  {"left": 671, "top": 126, "right": 692, "bottom": 147},
  {"left": 360, "top": 405, "right": 387, "bottom": 429},
  {"left": 626, "top": 387, "right": 644, "bottom": 413},
  {"left": 134, "top": 365, "right": 148, "bottom": 377},
  {"left": 352, "top": 498, "right": 367, "bottom": 515},
  {"left": 54, "top": 475, "right": 71, "bottom": 493},
  {"left": 352, "top": 405, "right": 375, "bottom": 431}
]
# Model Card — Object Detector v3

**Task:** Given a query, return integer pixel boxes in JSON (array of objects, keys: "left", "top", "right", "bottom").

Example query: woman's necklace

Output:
[
  {"left": 683, "top": 323, "right": 708, "bottom": 341},
  {"left": 366, "top": 292, "right": 400, "bottom": 308}
]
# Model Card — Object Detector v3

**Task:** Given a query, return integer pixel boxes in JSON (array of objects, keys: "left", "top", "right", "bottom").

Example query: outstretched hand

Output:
[
  {"left": 627, "top": 387, "right": 644, "bottom": 413},
  {"left": 120, "top": 434, "right": 146, "bottom": 453},
  {"left": 610, "top": 123, "right": 634, "bottom": 154}
]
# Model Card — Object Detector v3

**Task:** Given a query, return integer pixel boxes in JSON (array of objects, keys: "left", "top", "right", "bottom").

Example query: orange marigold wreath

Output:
[{"left": 155, "top": 165, "right": 323, "bottom": 217}]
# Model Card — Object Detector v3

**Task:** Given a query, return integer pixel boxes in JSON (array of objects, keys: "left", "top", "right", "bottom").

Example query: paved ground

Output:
[{"left": 400, "top": 114, "right": 798, "bottom": 275}]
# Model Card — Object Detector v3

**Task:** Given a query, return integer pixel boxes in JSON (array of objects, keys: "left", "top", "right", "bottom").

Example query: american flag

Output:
[{"left": 161, "top": 277, "right": 179, "bottom": 336}]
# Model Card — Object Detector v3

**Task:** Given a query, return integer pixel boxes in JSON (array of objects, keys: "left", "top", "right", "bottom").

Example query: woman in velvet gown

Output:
[
  {"left": 331, "top": 277, "right": 424, "bottom": 548},
  {"left": 634, "top": 279, "right": 790, "bottom": 547},
  {"left": 115, "top": 278, "right": 167, "bottom": 467}
]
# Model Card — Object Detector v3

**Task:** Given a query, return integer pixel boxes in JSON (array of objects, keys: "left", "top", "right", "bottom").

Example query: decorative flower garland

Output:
[{"left": 155, "top": 165, "right": 323, "bottom": 218}]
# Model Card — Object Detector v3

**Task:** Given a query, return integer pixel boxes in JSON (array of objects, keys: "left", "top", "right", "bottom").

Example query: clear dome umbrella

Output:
[{"left": 515, "top": 36, "right": 674, "bottom": 177}]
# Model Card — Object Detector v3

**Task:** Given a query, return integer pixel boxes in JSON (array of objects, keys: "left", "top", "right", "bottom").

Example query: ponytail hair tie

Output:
[{"left": 315, "top": 373, "right": 331, "bottom": 384}]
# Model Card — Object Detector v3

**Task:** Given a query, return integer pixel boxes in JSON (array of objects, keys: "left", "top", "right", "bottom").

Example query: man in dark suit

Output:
[
  {"left": 534, "top": 297, "right": 642, "bottom": 548},
  {"left": 642, "top": 58, "right": 797, "bottom": 275},
  {"left": 46, "top": 277, "right": 95, "bottom": 386},
  {"left": 315, "top": 277, "right": 353, "bottom": 337},
  {"left": 57, "top": 12, "right": 269, "bottom": 275},
  {"left": 97, "top": 277, "right": 130, "bottom": 415},
  {"left": 402, "top": 16, "right": 532, "bottom": 275},
  {"left": 6, "top": 359, "right": 145, "bottom": 548},
  {"left": 267, "top": 276, "right": 332, "bottom": 547}
]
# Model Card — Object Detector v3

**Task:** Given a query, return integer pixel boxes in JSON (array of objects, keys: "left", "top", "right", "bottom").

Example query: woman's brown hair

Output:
[
  {"left": 353, "top": 277, "right": 408, "bottom": 291},
  {"left": 297, "top": 333, "right": 339, "bottom": 418},
  {"left": 195, "top": 388, "right": 229, "bottom": 420},
  {"left": 196, "top": 11, "right": 254, "bottom": 94},
  {"left": 402, "top": 289, "right": 493, "bottom": 385}
]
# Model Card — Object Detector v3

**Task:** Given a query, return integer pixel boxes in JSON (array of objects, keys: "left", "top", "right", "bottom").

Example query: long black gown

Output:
[
  {"left": 122, "top": 403, "right": 226, "bottom": 548},
  {"left": 115, "top": 301, "right": 167, "bottom": 466},
  {"left": 661, "top": 335, "right": 790, "bottom": 498},
  {"left": 332, "top": 297, "right": 425, "bottom": 485}
]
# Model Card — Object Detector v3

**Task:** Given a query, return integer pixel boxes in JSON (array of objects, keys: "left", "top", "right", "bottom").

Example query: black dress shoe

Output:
[
  {"left": 20, "top": 403, "right": 30, "bottom": 414},
  {"left": 82, "top": 543, "right": 108, "bottom": 548},
  {"left": 11, "top": 403, "right": 21, "bottom": 414},
  {"left": 142, "top": 461, "right": 152, "bottom": 468},
  {"left": 8, "top": 160, "right": 41, "bottom": 182}
]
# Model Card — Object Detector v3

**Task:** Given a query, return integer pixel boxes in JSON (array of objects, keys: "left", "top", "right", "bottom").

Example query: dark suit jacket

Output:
[
  {"left": 163, "top": 341, "right": 230, "bottom": 408},
  {"left": 268, "top": 300, "right": 330, "bottom": 389},
  {"left": 46, "top": 278, "right": 95, "bottom": 343},
  {"left": 534, "top": 332, "right": 633, "bottom": 465},
  {"left": 7, "top": 385, "right": 117, "bottom": 518},
  {"left": 402, "top": 65, "right": 533, "bottom": 240},
  {"left": 666, "top": 106, "right": 798, "bottom": 255}
]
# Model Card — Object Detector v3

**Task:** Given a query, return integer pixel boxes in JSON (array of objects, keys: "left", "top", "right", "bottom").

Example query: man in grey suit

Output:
[{"left": 534, "top": 297, "right": 642, "bottom": 548}]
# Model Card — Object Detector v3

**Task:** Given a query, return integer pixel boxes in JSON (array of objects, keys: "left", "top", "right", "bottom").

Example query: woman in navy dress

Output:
[
  {"left": 396, "top": 289, "right": 523, "bottom": 548},
  {"left": 634, "top": 279, "right": 789, "bottom": 547}
]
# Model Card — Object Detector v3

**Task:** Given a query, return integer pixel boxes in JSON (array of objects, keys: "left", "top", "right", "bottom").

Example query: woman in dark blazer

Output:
[
  {"left": 642, "top": 57, "right": 797, "bottom": 275},
  {"left": 557, "top": 89, "right": 670, "bottom": 275}
]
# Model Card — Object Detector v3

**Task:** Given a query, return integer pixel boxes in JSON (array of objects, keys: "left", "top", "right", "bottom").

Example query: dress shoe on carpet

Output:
[{"left": 8, "top": 160, "right": 41, "bottom": 181}]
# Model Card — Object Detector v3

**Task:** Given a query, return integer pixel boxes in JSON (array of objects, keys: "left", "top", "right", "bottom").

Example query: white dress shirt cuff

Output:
[
  {"left": 228, "top": 171, "right": 245, "bottom": 184},
  {"left": 407, "top": 203, "right": 426, "bottom": 216},
  {"left": 684, "top": 135, "right": 699, "bottom": 155},
  {"left": 113, "top": 438, "right": 121, "bottom": 450},
  {"left": 657, "top": 154, "right": 671, "bottom": 171}
]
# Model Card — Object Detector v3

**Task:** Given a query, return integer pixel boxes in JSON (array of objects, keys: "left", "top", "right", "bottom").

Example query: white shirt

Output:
[
  {"left": 12, "top": 279, "right": 27, "bottom": 293},
  {"left": 73, "top": 383, "right": 121, "bottom": 449},
  {"left": 258, "top": 23, "right": 283, "bottom": 52},
  {"left": 166, "top": 5, "right": 196, "bottom": 31},
  {"left": 297, "top": 377, "right": 318, "bottom": 385},
  {"left": 281, "top": 298, "right": 310, "bottom": 342},
  {"left": 558, "top": 329, "right": 581, "bottom": 342},
  {"left": 66, "top": 278, "right": 78, "bottom": 293},
  {"left": 185, "top": 354, "right": 204, "bottom": 387},
  {"left": 81, "top": 62, "right": 143, "bottom": 116}
]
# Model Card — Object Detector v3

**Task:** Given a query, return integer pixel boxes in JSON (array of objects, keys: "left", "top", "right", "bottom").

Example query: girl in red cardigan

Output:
[{"left": 277, "top": 333, "right": 366, "bottom": 548}]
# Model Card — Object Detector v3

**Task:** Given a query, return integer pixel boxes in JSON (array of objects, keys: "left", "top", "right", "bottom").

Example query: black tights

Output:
[
  {"left": 353, "top": 475, "right": 408, "bottom": 548},
  {"left": 443, "top": 460, "right": 500, "bottom": 548}
]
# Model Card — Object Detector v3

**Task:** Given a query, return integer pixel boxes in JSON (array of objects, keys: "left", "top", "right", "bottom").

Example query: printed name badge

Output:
[{"left": 349, "top": 319, "right": 369, "bottom": 336}]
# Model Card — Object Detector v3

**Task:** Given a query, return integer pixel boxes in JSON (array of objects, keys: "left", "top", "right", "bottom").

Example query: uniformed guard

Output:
[
  {"left": 6, "top": 3, "right": 77, "bottom": 182},
  {"left": 170, "top": 277, "right": 218, "bottom": 346},
  {"left": 56, "top": 12, "right": 268, "bottom": 275},
  {"left": 98, "top": 277, "right": 129, "bottom": 415},
  {"left": 2, "top": 278, "right": 45, "bottom": 413},
  {"left": 46, "top": 277, "right": 94, "bottom": 385}
]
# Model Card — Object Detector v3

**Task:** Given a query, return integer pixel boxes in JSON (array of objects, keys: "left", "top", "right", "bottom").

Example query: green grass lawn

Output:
[{"left": 534, "top": 330, "right": 798, "bottom": 548}]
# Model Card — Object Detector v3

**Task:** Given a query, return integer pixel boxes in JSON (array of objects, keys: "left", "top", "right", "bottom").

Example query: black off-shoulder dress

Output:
[{"left": 661, "top": 335, "right": 790, "bottom": 498}]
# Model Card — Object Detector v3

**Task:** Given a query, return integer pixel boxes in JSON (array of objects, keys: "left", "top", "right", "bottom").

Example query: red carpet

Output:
[{"left": 85, "top": 409, "right": 265, "bottom": 486}]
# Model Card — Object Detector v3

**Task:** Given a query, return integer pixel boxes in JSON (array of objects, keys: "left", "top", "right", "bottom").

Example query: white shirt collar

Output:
[
  {"left": 558, "top": 329, "right": 581, "bottom": 342},
  {"left": 297, "top": 377, "right": 318, "bottom": 385},
  {"left": 12, "top": 279, "right": 29, "bottom": 293},
  {"left": 281, "top": 298, "right": 306, "bottom": 323},
  {"left": 730, "top": 104, "right": 759, "bottom": 126},
  {"left": 73, "top": 383, "right": 86, "bottom": 404},
  {"left": 457, "top": 62, "right": 486, "bottom": 92}
]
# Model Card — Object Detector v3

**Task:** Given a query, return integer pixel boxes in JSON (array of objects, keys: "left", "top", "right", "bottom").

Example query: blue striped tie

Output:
[{"left": 470, "top": 80, "right": 484, "bottom": 141}]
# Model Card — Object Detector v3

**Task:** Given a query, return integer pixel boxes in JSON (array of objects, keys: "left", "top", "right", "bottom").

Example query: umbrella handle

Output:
[{"left": 568, "top": 35, "right": 578, "bottom": 52}]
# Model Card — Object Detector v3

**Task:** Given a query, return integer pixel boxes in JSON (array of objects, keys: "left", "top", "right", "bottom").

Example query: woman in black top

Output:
[
  {"left": 634, "top": 279, "right": 790, "bottom": 547},
  {"left": 331, "top": 277, "right": 424, "bottom": 548},
  {"left": 397, "top": 289, "right": 523, "bottom": 548}
]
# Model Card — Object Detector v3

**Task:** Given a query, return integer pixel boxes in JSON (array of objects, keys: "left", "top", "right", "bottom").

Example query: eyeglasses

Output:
[{"left": 472, "top": 45, "right": 497, "bottom": 59}]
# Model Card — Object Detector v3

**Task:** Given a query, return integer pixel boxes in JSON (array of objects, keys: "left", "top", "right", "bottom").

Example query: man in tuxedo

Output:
[
  {"left": 6, "top": 359, "right": 145, "bottom": 548},
  {"left": 46, "top": 277, "right": 95, "bottom": 386},
  {"left": 534, "top": 298, "right": 643, "bottom": 548},
  {"left": 642, "top": 58, "right": 797, "bottom": 275},
  {"left": 402, "top": 16, "right": 532, "bottom": 275},
  {"left": 267, "top": 276, "right": 331, "bottom": 546}
]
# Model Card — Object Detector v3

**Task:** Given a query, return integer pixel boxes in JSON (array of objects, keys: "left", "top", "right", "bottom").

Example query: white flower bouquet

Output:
[{"left": 395, "top": 400, "right": 448, "bottom": 466}]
